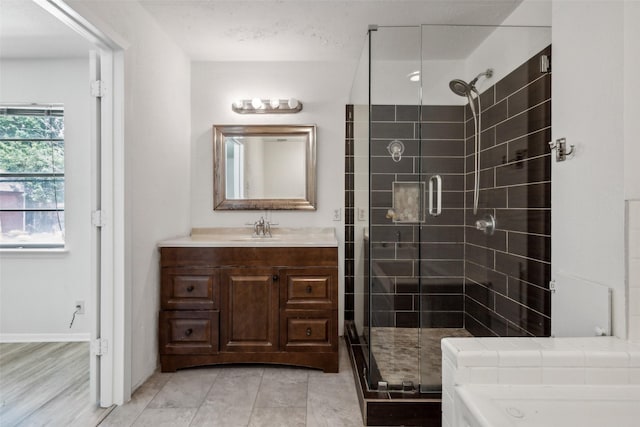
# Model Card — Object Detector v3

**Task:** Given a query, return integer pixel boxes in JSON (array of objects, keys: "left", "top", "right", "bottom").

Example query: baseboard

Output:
[{"left": 0, "top": 333, "right": 91, "bottom": 343}]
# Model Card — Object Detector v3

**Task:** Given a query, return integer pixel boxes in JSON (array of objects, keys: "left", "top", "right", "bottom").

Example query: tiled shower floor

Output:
[{"left": 369, "top": 327, "right": 472, "bottom": 387}]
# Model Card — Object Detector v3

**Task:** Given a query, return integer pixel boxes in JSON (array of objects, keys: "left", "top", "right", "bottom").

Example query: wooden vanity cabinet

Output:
[{"left": 159, "top": 246, "right": 338, "bottom": 373}]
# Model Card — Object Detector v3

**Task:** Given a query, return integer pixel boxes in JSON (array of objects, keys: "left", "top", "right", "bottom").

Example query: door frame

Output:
[{"left": 34, "top": 0, "right": 129, "bottom": 406}]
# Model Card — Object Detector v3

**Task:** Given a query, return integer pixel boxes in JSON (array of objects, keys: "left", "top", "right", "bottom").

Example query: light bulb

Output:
[
  {"left": 233, "top": 99, "right": 244, "bottom": 109},
  {"left": 287, "top": 98, "right": 299, "bottom": 109},
  {"left": 270, "top": 98, "right": 280, "bottom": 109},
  {"left": 251, "top": 98, "right": 263, "bottom": 109}
]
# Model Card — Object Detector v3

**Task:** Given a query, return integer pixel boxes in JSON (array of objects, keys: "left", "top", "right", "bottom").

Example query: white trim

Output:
[{"left": 0, "top": 333, "right": 90, "bottom": 343}]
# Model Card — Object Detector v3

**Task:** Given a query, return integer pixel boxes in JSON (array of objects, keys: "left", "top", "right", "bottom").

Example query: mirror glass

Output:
[{"left": 213, "top": 124, "right": 316, "bottom": 210}]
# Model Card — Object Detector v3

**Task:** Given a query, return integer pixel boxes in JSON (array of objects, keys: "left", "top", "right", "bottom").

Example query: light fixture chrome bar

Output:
[{"left": 231, "top": 98, "right": 303, "bottom": 114}]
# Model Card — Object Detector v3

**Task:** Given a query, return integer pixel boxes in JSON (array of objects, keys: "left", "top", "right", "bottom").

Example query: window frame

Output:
[{"left": 0, "top": 104, "right": 66, "bottom": 249}]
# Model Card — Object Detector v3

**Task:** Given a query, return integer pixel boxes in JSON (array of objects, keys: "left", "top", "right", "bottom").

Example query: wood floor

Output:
[{"left": 0, "top": 342, "right": 111, "bottom": 426}]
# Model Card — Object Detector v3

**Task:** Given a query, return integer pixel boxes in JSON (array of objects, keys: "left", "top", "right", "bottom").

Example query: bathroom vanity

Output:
[{"left": 157, "top": 228, "right": 339, "bottom": 373}]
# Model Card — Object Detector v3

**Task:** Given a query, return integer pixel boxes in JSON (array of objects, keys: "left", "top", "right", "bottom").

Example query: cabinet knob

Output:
[
  {"left": 185, "top": 328, "right": 193, "bottom": 336},
  {"left": 273, "top": 275, "right": 279, "bottom": 281},
  {"left": 186, "top": 285, "right": 194, "bottom": 292},
  {"left": 306, "top": 327, "right": 312, "bottom": 336},
  {"left": 306, "top": 285, "right": 312, "bottom": 294}
]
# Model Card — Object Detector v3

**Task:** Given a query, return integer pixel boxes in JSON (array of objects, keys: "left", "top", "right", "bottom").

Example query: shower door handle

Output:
[{"left": 428, "top": 175, "right": 442, "bottom": 217}]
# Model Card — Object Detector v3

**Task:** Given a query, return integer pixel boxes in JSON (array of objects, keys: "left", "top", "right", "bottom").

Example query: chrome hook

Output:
[
  {"left": 387, "top": 139, "right": 405, "bottom": 163},
  {"left": 549, "top": 137, "right": 575, "bottom": 162}
]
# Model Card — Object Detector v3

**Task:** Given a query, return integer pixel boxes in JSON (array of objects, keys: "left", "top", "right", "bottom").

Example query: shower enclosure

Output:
[{"left": 348, "top": 23, "right": 552, "bottom": 399}]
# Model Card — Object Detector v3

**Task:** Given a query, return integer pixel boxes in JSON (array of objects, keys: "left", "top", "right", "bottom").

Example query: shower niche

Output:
[{"left": 346, "top": 22, "right": 552, "bottom": 425}]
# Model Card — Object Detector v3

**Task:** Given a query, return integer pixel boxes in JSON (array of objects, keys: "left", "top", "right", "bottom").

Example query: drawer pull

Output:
[
  {"left": 306, "top": 285, "right": 312, "bottom": 294},
  {"left": 185, "top": 328, "right": 193, "bottom": 336},
  {"left": 273, "top": 275, "right": 279, "bottom": 281},
  {"left": 306, "top": 327, "right": 312, "bottom": 336},
  {"left": 186, "top": 285, "right": 195, "bottom": 292}
]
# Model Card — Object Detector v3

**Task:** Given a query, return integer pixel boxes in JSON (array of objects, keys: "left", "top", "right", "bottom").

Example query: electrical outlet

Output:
[
  {"left": 332, "top": 208, "right": 341, "bottom": 221},
  {"left": 357, "top": 208, "right": 367, "bottom": 221},
  {"left": 75, "top": 301, "right": 85, "bottom": 315}
]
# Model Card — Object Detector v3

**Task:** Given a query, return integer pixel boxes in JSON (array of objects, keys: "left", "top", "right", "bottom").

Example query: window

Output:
[{"left": 0, "top": 105, "right": 65, "bottom": 248}]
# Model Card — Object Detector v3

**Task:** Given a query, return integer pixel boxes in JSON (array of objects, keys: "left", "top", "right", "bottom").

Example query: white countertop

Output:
[{"left": 158, "top": 227, "right": 338, "bottom": 248}]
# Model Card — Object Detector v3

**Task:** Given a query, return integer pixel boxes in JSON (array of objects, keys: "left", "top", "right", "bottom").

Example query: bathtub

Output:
[{"left": 455, "top": 384, "right": 640, "bottom": 427}]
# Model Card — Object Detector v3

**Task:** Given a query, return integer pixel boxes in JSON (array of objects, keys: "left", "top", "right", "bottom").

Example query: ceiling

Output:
[{"left": 0, "top": 0, "right": 525, "bottom": 61}]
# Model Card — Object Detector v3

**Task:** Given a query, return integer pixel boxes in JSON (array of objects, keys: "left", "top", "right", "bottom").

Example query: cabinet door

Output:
[
  {"left": 220, "top": 268, "right": 279, "bottom": 352},
  {"left": 280, "top": 268, "right": 337, "bottom": 310}
]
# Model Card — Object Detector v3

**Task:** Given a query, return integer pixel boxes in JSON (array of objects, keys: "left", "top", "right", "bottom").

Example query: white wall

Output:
[
  {"left": 191, "top": 61, "right": 351, "bottom": 334},
  {"left": 551, "top": 0, "right": 627, "bottom": 338},
  {"left": 67, "top": 1, "right": 192, "bottom": 391},
  {"left": 624, "top": 1, "right": 640, "bottom": 201},
  {"left": 0, "top": 59, "right": 92, "bottom": 341}
]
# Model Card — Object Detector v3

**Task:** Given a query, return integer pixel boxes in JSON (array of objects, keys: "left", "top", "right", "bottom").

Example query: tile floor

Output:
[{"left": 99, "top": 338, "right": 363, "bottom": 427}]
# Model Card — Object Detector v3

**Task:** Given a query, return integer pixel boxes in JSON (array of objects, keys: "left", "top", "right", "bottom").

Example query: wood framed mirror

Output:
[{"left": 213, "top": 124, "right": 317, "bottom": 210}]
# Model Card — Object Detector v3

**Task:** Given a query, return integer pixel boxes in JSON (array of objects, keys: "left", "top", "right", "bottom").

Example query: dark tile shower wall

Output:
[
  {"left": 464, "top": 45, "right": 552, "bottom": 337},
  {"left": 345, "top": 105, "right": 355, "bottom": 321},
  {"left": 368, "top": 104, "right": 466, "bottom": 328}
]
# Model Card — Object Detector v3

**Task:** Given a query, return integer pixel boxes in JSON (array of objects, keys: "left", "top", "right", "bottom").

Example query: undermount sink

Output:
[{"left": 158, "top": 227, "right": 337, "bottom": 248}]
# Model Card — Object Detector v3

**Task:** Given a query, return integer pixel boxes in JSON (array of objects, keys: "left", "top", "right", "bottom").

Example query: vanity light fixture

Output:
[
  {"left": 407, "top": 71, "right": 420, "bottom": 82},
  {"left": 232, "top": 98, "right": 303, "bottom": 114}
]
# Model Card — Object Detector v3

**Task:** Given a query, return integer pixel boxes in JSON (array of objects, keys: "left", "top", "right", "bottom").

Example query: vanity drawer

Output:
[
  {"left": 161, "top": 268, "right": 219, "bottom": 310},
  {"left": 280, "top": 310, "right": 336, "bottom": 351},
  {"left": 281, "top": 268, "right": 337, "bottom": 310},
  {"left": 159, "top": 310, "right": 219, "bottom": 355}
]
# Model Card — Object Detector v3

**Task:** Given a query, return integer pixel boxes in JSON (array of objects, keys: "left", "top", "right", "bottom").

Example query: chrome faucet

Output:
[{"left": 253, "top": 216, "right": 272, "bottom": 237}]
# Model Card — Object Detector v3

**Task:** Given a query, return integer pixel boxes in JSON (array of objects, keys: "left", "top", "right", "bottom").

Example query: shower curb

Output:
[{"left": 344, "top": 321, "right": 442, "bottom": 426}]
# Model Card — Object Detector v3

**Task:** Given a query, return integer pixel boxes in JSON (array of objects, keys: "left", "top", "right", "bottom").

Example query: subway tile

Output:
[
  {"left": 371, "top": 173, "right": 395, "bottom": 189},
  {"left": 396, "top": 279, "right": 419, "bottom": 294},
  {"left": 370, "top": 190, "right": 392, "bottom": 208},
  {"left": 465, "top": 261, "right": 508, "bottom": 295},
  {"left": 507, "top": 128, "right": 551, "bottom": 162},
  {"left": 506, "top": 322, "right": 534, "bottom": 337},
  {"left": 371, "top": 121, "right": 415, "bottom": 139},
  {"left": 394, "top": 294, "right": 414, "bottom": 311},
  {"left": 495, "top": 294, "right": 550, "bottom": 336},
  {"left": 480, "top": 86, "right": 496, "bottom": 110},
  {"left": 465, "top": 244, "right": 495, "bottom": 269},
  {"left": 396, "top": 243, "right": 419, "bottom": 260},
  {"left": 507, "top": 182, "right": 551, "bottom": 209},
  {"left": 585, "top": 368, "right": 629, "bottom": 385},
  {"left": 422, "top": 292, "right": 463, "bottom": 311},
  {"left": 420, "top": 243, "right": 464, "bottom": 260},
  {"left": 508, "top": 232, "right": 550, "bottom": 262},
  {"left": 495, "top": 155, "right": 550, "bottom": 187},
  {"left": 420, "top": 259, "right": 464, "bottom": 277},
  {"left": 421, "top": 139, "right": 465, "bottom": 157},
  {"left": 496, "top": 209, "right": 551, "bottom": 235},
  {"left": 465, "top": 127, "right": 496, "bottom": 153},
  {"left": 371, "top": 294, "right": 395, "bottom": 311},
  {"left": 481, "top": 99, "right": 508, "bottom": 129},
  {"left": 542, "top": 367, "right": 585, "bottom": 384},
  {"left": 496, "top": 45, "right": 551, "bottom": 101},
  {"left": 371, "top": 105, "right": 395, "bottom": 121},
  {"left": 396, "top": 311, "right": 420, "bottom": 328},
  {"left": 466, "top": 168, "right": 495, "bottom": 190},
  {"left": 498, "top": 367, "right": 541, "bottom": 384},
  {"left": 423, "top": 209, "right": 465, "bottom": 226},
  {"left": 371, "top": 276, "right": 394, "bottom": 294},
  {"left": 508, "top": 73, "right": 552, "bottom": 117},
  {"left": 370, "top": 225, "right": 415, "bottom": 242},
  {"left": 465, "top": 314, "right": 499, "bottom": 337},
  {"left": 465, "top": 187, "right": 508, "bottom": 209},
  {"left": 396, "top": 105, "right": 420, "bottom": 122},
  {"left": 422, "top": 311, "right": 464, "bottom": 328},
  {"left": 479, "top": 143, "right": 509, "bottom": 170},
  {"left": 421, "top": 105, "right": 465, "bottom": 122},
  {"left": 507, "top": 277, "right": 551, "bottom": 316},
  {"left": 371, "top": 260, "right": 414, "bottom": 277},
  {"left": 422, "top": 157, "right": 465, "bottom": 174},
  {"left": 370, "top": 155, "right": 414, "bottom": 174},
  {"left": 466, "top": 226, "right": 507, "bottom": 252},
  {"left": 421, "top": 122, "right": 464, "bottom": 140},
  {"left": 400, "top": 173, "right": 463, "bottom": 191},
  {"left": 419, "top": 226, "right": 464, "bottom": 243},
  {"left": 421, "top": 278, "right": 464, "bottom": 294},
  {"left": 371, "top": 311, "right": 395, "bottom": 327},
  {"left": 495, "top": 251, "right": 550, "bottom": 288},
  {"left": 495, "top": 100, "right": 551, "bottom": 145},
  {"left": 370, "top": 242, "right": 396, "bottom": 259},
  {"left": 466, "top": 281, "right": 494, "bottom": 308},
  {"left": 465, "top": 297, "right": 508, "bottom": 336},
  {"left": 440, "top": 191, "right": 465, "bottom": 209}
]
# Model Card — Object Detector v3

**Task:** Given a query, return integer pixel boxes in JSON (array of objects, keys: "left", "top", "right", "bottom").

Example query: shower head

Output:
[
  {"left": 449, "top": 69, "right": 494, "bottom": 97},
  {"left": 449, "top": 79, "right": 472, "bottom": 97}
]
